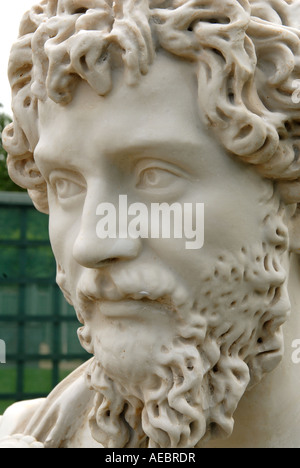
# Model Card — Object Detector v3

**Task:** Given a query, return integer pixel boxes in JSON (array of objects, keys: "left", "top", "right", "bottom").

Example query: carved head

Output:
[{"left": 3, "top": 0, "right": 300, "bottom": 448}]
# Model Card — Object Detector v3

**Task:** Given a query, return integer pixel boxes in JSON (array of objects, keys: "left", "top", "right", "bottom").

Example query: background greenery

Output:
[{"left": 0, "top": 368, "right": 74, "bottom": 415}]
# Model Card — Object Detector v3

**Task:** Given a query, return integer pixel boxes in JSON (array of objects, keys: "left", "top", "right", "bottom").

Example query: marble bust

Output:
[{"left": 1, "top": 0, "right": 300, "bottom": 448}]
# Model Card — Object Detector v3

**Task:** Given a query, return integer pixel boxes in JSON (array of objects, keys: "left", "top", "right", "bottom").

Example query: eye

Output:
[
  {"left": 51, "top": 177, "right": 85, "bottom": 200},
  {"left": 136, "top": 167, "right": 179, "bottom": 190}
]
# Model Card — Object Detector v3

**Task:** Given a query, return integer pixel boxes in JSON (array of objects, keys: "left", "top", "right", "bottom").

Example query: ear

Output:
[
  {"left": 7, "top": 152, "right": 43, "bottom": 188},
  {"left": 288, "top": 205, "right": 300, "bottom": 254},
  {"left": 7, "top": 152, "right": 49, "bottom": 214}
]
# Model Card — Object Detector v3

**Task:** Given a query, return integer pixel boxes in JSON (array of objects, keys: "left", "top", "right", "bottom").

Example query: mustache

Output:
[{"left": 75, "top": 262, "right": 190, "bottom": 309}]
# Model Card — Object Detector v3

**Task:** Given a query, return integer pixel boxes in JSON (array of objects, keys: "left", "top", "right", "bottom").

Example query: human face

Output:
[{"left": 34, "top": 52, "right": 276, "bottom": 374}]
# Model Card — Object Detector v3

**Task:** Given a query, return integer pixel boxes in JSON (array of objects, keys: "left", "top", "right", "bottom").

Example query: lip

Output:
[{"left": 99, "top": 298, "right": 173, "bottom": 319}]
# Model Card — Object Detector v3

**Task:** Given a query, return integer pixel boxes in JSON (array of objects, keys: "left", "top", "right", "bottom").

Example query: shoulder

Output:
[
  {"left": 0, "top": 359, "right": 95, "bottom": 447},
  {"left": 0, "top": 399, "right": 45, "bottom": 439}
]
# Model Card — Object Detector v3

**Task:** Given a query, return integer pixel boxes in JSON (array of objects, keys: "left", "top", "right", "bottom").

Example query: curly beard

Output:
[{"left": 71, "top": 193, "right": 291, "bottom": 448}]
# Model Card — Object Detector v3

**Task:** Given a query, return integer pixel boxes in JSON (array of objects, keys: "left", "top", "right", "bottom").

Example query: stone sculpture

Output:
[{"left": 1, "top": 0, "right": 300, "bottom": 448}]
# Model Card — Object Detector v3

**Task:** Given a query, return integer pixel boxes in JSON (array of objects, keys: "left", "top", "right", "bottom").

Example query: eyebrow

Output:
[
  {"left": 107, "top": 139, "right": 204, "bottom": 170},
  {"left": 34, "top": 138, "right": 205, "bottom": 176}
]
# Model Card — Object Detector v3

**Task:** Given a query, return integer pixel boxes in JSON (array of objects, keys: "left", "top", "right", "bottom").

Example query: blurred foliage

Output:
[
  {"left": 0, "top": 206, "right": 55, "bottom": 280},
  {"left": 0, "top": 104, "right": 25, "bottom": 192}
]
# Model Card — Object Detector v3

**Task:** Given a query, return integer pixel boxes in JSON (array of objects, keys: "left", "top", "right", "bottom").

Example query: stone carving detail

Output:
[
  {"left": 0, "top": 435, "right": 44, "bottom": 449},
  {"left": 1, "top": 0, "right": 300, "bottom": 448}
]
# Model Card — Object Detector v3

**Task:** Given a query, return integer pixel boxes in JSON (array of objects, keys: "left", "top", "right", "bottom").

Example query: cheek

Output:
[
  {"left": 144, "top": 184, "right": 267, "bottom": 292},
  {"left": 48, "top": 202, "right": 80, "bottom": 272},
  {"left": 190, "top": 179, "right": 267, "bottom": 256}
]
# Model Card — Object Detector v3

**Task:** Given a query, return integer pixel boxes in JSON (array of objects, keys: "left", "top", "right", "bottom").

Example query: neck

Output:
[{"left": 205, "top": 253, "right": 300, "bottom": 448}]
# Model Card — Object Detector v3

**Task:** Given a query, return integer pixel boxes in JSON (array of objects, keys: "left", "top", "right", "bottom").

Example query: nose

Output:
[
  {"left": 73, "top": 234, "right": 142, "bottom": 268},
  {"left": 73, "top": 199, "right": 142, "bottom": 268}
]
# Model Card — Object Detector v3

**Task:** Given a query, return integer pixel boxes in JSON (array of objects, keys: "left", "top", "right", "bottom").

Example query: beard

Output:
[{"left": 67, "top": 193, "right": 291, "bottom": 448}]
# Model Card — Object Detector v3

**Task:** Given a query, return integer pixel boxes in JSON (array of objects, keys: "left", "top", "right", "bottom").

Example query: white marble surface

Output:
[{"left": 1, "top": 0, "right": 300, "bottom": 448}]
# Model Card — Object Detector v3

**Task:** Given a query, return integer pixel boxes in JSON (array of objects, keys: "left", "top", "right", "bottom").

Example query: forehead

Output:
[{"left": 35, "top": 52, "right": 214, "bottom": 164}]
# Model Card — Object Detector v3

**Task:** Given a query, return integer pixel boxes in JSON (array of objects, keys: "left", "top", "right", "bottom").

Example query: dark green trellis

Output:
[{"left": 0, "top": 192, "right": 89, "bottom": 411}]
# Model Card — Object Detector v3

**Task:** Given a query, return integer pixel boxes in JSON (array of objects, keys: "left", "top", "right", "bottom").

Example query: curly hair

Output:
[{"left": 3, "top": 0, "right": 300, "bottom": 212}]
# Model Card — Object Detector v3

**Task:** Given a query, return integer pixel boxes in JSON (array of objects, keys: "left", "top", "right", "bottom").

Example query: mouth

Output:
[{"left": 99, "top": 296, "right": 175, "bottom": 319}]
